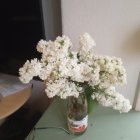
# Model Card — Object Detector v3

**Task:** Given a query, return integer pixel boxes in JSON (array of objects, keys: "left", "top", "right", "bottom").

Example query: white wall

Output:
[{"left": 61, "top": 0, "right": 140, "bottom": 104}]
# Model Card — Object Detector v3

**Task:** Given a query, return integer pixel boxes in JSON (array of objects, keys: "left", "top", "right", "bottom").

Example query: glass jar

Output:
[{"left": 67, "top": 93, "right": 88, "bottom": 135}]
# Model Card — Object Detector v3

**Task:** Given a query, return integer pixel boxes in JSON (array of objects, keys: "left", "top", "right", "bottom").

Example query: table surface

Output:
[
  {"left": 0, "top": 85, "right": 32, "bottom": 120},
  {"left": 26, "top": 98, "right": 140, "bottom": 140}
]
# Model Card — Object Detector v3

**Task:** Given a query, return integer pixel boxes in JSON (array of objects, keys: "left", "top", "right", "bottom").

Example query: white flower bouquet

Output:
[{"left": 19, "top": 33, "right": 131, "bottom": 113}]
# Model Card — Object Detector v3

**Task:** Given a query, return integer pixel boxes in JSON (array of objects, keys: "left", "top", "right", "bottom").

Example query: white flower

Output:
[
  {"left": 19, "top": 33, "right": 131, "bottom": 113},
  {"left": 38, "top": 63, "right": 54, "bottom": 80},
  {"left": 55, "top": 35, "right": 72, "bottom": 50},
  {"left": 92, "top": 86, "right": 131, "bottom": 113},
  {"left": 19, "top": 58, "right": 41, "bottom": 83},
  {"left": 36, "top": 39, "right": 48, "bottom": 53},
  {"left": 113, "top": 94, "right": 132, "bottom": 113},
  {"left": 78, "top": 33, "right": 96, "bottom": 64},
  {"left": 45, "top": 78, "right": 82, "bottom": 99},
  {"left": 94, "top": 55, "right": 127, "bottom": 87},
  {"left": 79, "top": 33, "right": 96, "bottom": 50}
]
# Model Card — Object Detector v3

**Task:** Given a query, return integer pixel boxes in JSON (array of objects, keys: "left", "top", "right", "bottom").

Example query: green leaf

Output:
[{"left": 85, "top": 86, "right": 98, "bottom": 114}]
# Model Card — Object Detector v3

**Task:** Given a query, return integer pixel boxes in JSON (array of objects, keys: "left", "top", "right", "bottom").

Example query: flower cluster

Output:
[{"left": 19, "top": 33, "right": 131, "bottom": 113}]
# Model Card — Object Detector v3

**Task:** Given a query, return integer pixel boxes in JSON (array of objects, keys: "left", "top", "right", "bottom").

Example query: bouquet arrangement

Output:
[{"left": 19, "top": 33, "right": 131, "bottom": 113}]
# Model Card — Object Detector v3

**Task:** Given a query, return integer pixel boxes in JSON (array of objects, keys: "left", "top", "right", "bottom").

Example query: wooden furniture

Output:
[
  {"left": 0, "top": 86, "right": 32, "bottom": 120},
  {"left": 26, "top": 97, "right": 140, "bottom": 140}
]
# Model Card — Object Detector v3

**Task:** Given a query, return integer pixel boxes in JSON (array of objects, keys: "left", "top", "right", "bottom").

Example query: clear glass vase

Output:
[{"left": 67, "top": 93, "right": 88, "bottom": 135}]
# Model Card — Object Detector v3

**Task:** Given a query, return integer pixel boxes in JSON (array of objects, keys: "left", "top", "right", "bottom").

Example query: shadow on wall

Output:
[
  {"left": 122, "top": 28, "right": 140, "bottom": 57},
  {"left": 26, "top": 80, "right": 52, "bottom": 113},
  {"left": 42, "top": 0, "right": 62, "bottom": 40}
]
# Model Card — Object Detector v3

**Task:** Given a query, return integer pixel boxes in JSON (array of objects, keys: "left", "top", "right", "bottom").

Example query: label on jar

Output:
[{"left": 68, "top": 115, "right": 88, "bottom": 133}]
